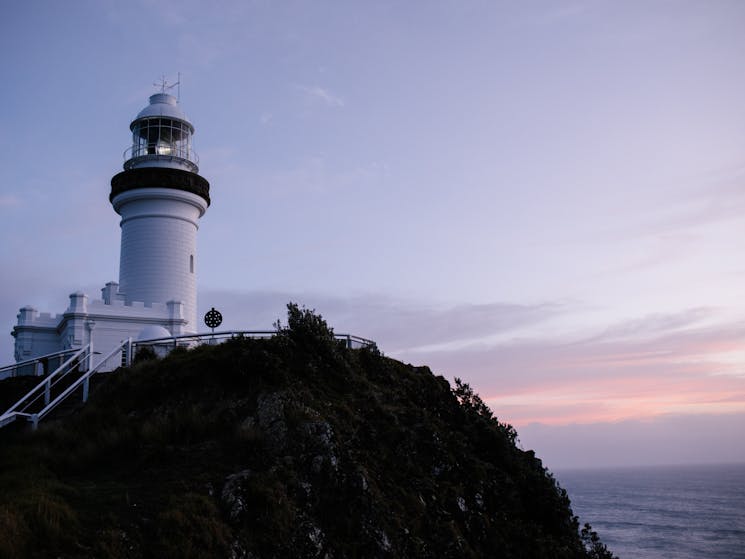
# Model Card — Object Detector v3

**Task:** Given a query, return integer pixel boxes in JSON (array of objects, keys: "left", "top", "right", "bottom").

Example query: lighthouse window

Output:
[
  {"left": 190, "top": 254, "right": 194, "bottom": 273},
  {"left": 131, "top": 117, "right": 192, "bottom": 160}
]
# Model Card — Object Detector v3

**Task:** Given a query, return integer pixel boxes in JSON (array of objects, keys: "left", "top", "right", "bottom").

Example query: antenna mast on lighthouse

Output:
[{"left": 154, "top": 73, "right": 181, "bottom": 99}]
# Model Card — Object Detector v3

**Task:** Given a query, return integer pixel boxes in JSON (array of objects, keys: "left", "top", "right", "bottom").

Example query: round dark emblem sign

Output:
[{"left": 204, "top": 307, "right": 223, "bottom": 329}]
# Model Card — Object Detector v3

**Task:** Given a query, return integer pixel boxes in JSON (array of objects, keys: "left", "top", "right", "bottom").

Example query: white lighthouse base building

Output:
[{"left": 12, "top": 283, "right": 188, "bottom": 370}]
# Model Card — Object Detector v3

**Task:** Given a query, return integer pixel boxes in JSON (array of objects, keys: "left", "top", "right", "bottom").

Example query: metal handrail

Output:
[
  {"left": 0, "top": 347, "right": 79, "bottom": 380},
  {"left": 131, "top": 330, "right": 376, "bottom": 353},
  {"left": 0, "top": 345, "right": 90, "bottom": 420},
  {"left": 34, "top": 341, "right": 128, "bottom": 427},
  {"left": 123, "top": 145, "right": 199, "bottom": 166}
]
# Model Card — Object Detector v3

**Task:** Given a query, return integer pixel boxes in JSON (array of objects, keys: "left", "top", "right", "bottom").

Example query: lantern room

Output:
[{"left": 124, "top": 92, "right": 199, "bottom": 173}]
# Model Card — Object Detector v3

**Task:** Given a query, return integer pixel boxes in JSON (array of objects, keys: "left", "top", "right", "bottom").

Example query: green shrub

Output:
[
  {"left": 133, "top": 345, "right": 158, "bottom": 363},
  {"left": 276, "top": 302, "right": 336, "bottom": 348}
]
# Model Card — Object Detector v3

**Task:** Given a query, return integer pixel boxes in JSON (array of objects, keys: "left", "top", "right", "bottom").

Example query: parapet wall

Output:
[{"left": 12, "top": 283, "right": 187, "bottom": 365}]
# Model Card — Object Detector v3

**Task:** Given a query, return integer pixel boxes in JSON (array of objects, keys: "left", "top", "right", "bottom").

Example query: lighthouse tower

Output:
[{"left": 110, "top": 91, "right": 210, "bottom": 333}]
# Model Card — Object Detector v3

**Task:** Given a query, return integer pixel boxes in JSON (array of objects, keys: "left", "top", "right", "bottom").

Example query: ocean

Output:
[{"left": 556, "top": 463, "right": 745, "bottom": 559}]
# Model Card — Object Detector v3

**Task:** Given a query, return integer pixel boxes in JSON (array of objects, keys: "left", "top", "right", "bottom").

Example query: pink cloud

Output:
[{"left": 401, "top": 314, "right": 745, "bottom": 426}]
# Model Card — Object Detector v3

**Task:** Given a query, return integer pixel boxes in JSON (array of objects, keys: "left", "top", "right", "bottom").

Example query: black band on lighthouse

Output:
[{"left": 110, "top": 167, "right": 210, "bottom": 206}]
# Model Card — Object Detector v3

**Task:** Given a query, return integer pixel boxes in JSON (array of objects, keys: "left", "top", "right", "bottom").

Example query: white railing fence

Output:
[
  {"left": 0, "top": 348, "right": 82, "bottom": 381},
  {"left": 0, "top": 345, "right": 91, "bottom": 429},
  {"left": 128, "top": 330, "right": 376, "bottom": 363},
  {"left": 0, "top": 330, "right": 376, "bottom": 431}
]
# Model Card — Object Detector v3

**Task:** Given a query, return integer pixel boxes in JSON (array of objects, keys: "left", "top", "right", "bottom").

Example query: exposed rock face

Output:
[
  {"left": 222, "top": 469, "right": 253, "bottom": 522},
  {"left": 0, "top": 307, "right": 615, "bottom": 559},
  {"left": 255, "top": 391, "right": 289, "bottom": 453}
]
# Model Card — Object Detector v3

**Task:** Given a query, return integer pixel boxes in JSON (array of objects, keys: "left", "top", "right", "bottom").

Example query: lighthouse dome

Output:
[
  {"left": 137, "top": 324, "right": 172, "bottom": 341},
  {"left": 131, "top": 93, "right": 194, "bottom": 132}
]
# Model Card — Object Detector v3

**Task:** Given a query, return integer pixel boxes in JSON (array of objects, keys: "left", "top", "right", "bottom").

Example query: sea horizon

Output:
[
  {"left": 554, "top": 460, "right": 745, "bottom": 475},
  {"left": 555, "top": 462, "right": 745, "bottom": 559}
]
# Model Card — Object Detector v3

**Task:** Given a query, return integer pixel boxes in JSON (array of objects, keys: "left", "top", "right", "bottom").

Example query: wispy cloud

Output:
[
  {"left": 581, "top": 307, "right": 715, "bottom": 343},
  {"left": 0, "top": 195, "right": 20, "bottom": 208},
  {"left": 613, "top": 165, "right": 745, "bottom": 243},
  {"left": 295, "top": 84, "right": 345, "bottom": 108},
  {"left": 645, "top": 175, "right": 745, "bottom": 236},
  {"left": 199, "top": 289, "right": 563, "bottom": 353},
  {"left": 408, "top": 313, "right": 745, "bottom": 425}
]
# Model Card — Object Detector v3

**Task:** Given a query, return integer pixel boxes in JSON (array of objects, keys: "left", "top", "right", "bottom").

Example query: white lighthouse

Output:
[
  {"left": 111, "top": 91, "right": 210, "bottom": 332},
  {"left": 11, "top": 86, "right": 210, "bottom": 367}
]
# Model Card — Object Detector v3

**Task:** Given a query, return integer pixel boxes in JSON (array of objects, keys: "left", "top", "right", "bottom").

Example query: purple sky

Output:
[{"left": 1, "top": 1, "right": 744, "bottom": 468}]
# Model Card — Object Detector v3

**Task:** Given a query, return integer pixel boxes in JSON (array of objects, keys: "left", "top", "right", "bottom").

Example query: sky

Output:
[{"left": 1, "top": 0, "right": 744, "bottom": 469}]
